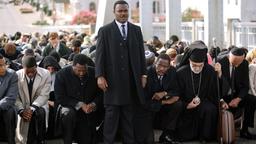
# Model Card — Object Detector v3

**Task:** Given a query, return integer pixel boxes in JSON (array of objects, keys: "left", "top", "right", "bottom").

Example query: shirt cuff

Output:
[
  {"left": 30, "top": 106, "right": 36, "bottom": 112},
  {"left": 75, "top": 102, "right": 84, "bottom": 110}
]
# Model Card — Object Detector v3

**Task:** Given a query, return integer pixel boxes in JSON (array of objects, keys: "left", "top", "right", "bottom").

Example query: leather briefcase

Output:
[{"left": 220, "top": 110, "right": 236, "bottom": 144}]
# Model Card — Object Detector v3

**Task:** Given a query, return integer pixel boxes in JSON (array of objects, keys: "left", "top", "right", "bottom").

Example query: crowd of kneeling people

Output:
[{"left": 1, "top": 31, "right": 256, "bottom": 144}]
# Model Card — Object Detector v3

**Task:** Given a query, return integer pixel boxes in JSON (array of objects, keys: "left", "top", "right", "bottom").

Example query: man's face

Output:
[
  {"left": 24, "top": 66, "right": 37, "bottom": 79},
  {"left": 114, "top": 4, "right": 129, "bottom": 23},
  {"left": 229, "top": 53, "right": 244, "bottom": 67},
  {"left": 50, "top": 38, "right": 59, "bottom": 48},
  {"left": 155, "top": 58, "right": 170, "bottom": 76},
  {"left": 46, "top": 66, "right": 56, "bottom": 74},
  {"left": 73, "top": 63, "right": 87, "bottom": 79},
  {"left": 21, "top": 35, "right": 29, "bottom": 43},
  {"left": 0, "top": 58, "right": 6, "bottom": 76},
  {"left": 189, "top": 60, "right": 204, "bottom": 74}
]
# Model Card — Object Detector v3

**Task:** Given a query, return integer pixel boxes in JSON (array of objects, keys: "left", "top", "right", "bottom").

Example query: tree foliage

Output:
[{"left": 182, "top": 7, "right": 204, "bottom": 22}]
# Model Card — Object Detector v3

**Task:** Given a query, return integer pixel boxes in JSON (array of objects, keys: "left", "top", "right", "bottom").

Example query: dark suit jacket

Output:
[
  {"left": 218, "top": 56, "right": 249, "bottom": 100},
  {"left": 42, "top": 42, "right": 71, "bottom": 58},
  {"left": 95, "top": 21, "right": 146, "bottom": 105},
  {"left": 55, "top": 66, "right": 102, "bottom": 109},
  {"left": 0, "top": 68, "right": 18, "bottom": 111},
  {"left": 144, "top": 65, "right": 179, "bottom": 111}
]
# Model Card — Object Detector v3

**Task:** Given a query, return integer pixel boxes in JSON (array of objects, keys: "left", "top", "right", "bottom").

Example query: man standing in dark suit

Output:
[
  {"left": 217, "top": 47, "right": 256, "bottom": 139},
  {"left": 95, "top": 1, "right": 147, "bottom": 143}
]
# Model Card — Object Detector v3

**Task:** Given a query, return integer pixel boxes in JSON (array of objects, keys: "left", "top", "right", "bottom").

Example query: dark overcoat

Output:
[{"left": 95, "top": 21, "right": 146, "bottom": 105}]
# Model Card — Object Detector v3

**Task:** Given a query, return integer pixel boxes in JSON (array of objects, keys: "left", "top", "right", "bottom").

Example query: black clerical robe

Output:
[{"left": 176, "top": 64, "right": 218, "bottom": 141}]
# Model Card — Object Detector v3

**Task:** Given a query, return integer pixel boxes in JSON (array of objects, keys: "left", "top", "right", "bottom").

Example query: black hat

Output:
[
  {"left": 177, "top": 40, "right": 208, "bottom": 68},
  {"left": 189, "top": 49, "right": 207, "bottom": 62},
  {"left": 188, "top": 41, "right": 207, "bottom": 63},
  {"left": 230, "top": 47, "right": 245, "bottom": 56},
  {"left": 22, "top": 56, "right": 37, "bottom": 68}
]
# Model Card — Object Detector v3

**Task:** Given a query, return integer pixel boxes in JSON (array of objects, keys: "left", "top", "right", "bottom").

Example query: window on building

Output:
[
  {"left": 235, "top": 0, "right": 238, "bottom": 5},
  {"left": 153, "top": 1, "right": 160, "bottom": 14},
  {"left": 136, "top": 1, "right": 139, "bottom": 9},
  {"left": 89, "top": 2, "right": 96, "bottom": 12}
]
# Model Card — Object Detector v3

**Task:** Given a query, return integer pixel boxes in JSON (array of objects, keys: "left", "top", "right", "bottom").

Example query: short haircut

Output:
[
  {"left": 24, "top": 48, "right": 35, "bottom": 56},
  {"left": 73, "top": 54, "right": 89, "bottom": 66},
  {"left": 156, "top": 53, "right": 171, "bottom": 63},
  {"left": 49, "top": 51, "right": 60, "bottom": 62},
  {"left": 170, "top": 35, "right": 179, "bottom": 42},
  {"left": 113, "top": 0, "right": 129, "bottom": 11},
  {"left": 49, "top": 32, "right": 58, "bottom": 40},
  {"left": 4, "top": 42, "right": 16, "bottom": 51},
  {"left": 72, "top": 39, "right": 82, "bottom": 48},
  {"left": 22, "top": 56, "right": 37, "bottom": 68}
]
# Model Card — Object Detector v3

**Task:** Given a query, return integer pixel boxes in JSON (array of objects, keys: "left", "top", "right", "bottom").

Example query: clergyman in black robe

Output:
[{"left": 176, "top": 41, "right": 218, "bottom": 142}]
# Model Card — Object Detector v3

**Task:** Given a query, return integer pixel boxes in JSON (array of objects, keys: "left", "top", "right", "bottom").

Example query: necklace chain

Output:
[{"left": 191, "top": 70, "right": 202, "bottom": 98}]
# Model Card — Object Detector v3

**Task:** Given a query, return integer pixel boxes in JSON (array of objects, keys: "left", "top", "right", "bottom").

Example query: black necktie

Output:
[
  {"left": 28, "top": 78, "right": 33, "bottom": 104},
  {"left": 121, "top": 24, "right": 126, "bottom": 40},
  {"left": 231, "top": 66, "right": 235, "bottom": 95},
  {"left": 159, "top": 76, "right": 163, "bottom": 88}
]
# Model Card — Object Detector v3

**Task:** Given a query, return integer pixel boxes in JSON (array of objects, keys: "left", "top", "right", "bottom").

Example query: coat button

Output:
[
  {"left": 120, "top": 43, "right": 123, "bottom": 46},
  {"left": 121, "top": 55, "right": 124, "bottom": 58},
  {"left": 121, "top": 68, "right": 125, "bottom": 71}
]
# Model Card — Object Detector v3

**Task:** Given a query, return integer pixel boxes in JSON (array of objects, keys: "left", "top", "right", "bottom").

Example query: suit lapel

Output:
[
  {"left": 127, "top": 22, "right": 132, "bottom": 46},
  {"left": 112, "top": 21, "right": 123, "bottom": 41},
  {"left": 20, "top": 73, "right": 30, "bottom": 105},
  {"left": 31, "top": 74, "right": 41, "bottom": 102}
]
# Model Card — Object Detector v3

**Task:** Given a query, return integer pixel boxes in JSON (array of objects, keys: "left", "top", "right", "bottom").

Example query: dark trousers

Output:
[
  {"left": 103, "top": 105, "right": 135, "bottom": 144},
  {"left": 134, "top": 105, "right": 154, "bottom": 144},
  {"left": 27, "top": 107, "right": 46, "bottom": 144},
  {"left": 0, "top": 107, "right": 16, "bottom": 144},
  {"left": 158, "top": 100, "right": 183, "bottom": 131},
  {"left": 177, "top": 101, "right": 217, "bottom": 141},
  {"left": 243, "top": 94, "right": 256, "bottom": 128},
  {"left": 224, "top": 94, "right": 256, "bottom": 129},
  {"left": 62, "top": 107, "right": 94, "bottom": 144}
]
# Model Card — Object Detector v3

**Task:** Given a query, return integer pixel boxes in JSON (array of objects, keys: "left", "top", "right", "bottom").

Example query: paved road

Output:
[{"left": 0, "top": 2, "right": 48, "bottom": 35}]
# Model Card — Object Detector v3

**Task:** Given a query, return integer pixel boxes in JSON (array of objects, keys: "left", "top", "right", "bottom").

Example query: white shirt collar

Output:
[
  {"left": 115, "top": 20, "right": 127, "bottom": 28},
  {"left": 115, "top": 20, "right": 128, "bottom": 38}
]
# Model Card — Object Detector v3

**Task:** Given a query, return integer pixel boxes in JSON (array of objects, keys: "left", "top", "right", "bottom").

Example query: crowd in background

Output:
[{"left": 1, "top": 28, "right": 256, "bottom": 144}]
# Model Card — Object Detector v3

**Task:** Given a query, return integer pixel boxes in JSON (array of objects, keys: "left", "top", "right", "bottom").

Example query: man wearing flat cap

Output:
[
  {"left": 216, "top": 46, "right": 256, "bottom": 139},
  {"left": 175, "top": 41, "right": 219, "bottom": 142},
  {"left": 15, "top": 56, "right": 51, "bottom": 144}
]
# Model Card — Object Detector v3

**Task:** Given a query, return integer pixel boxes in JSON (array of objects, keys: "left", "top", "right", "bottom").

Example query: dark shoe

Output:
[
  {"left": 240, "top": 130, "right": 256, "bottom": 140},
  {"left": 159, "top": 134, "right": 181, "bottom": 144},
  {"left": 159, "top": 133, "right": 172, "bottom": 143}
]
